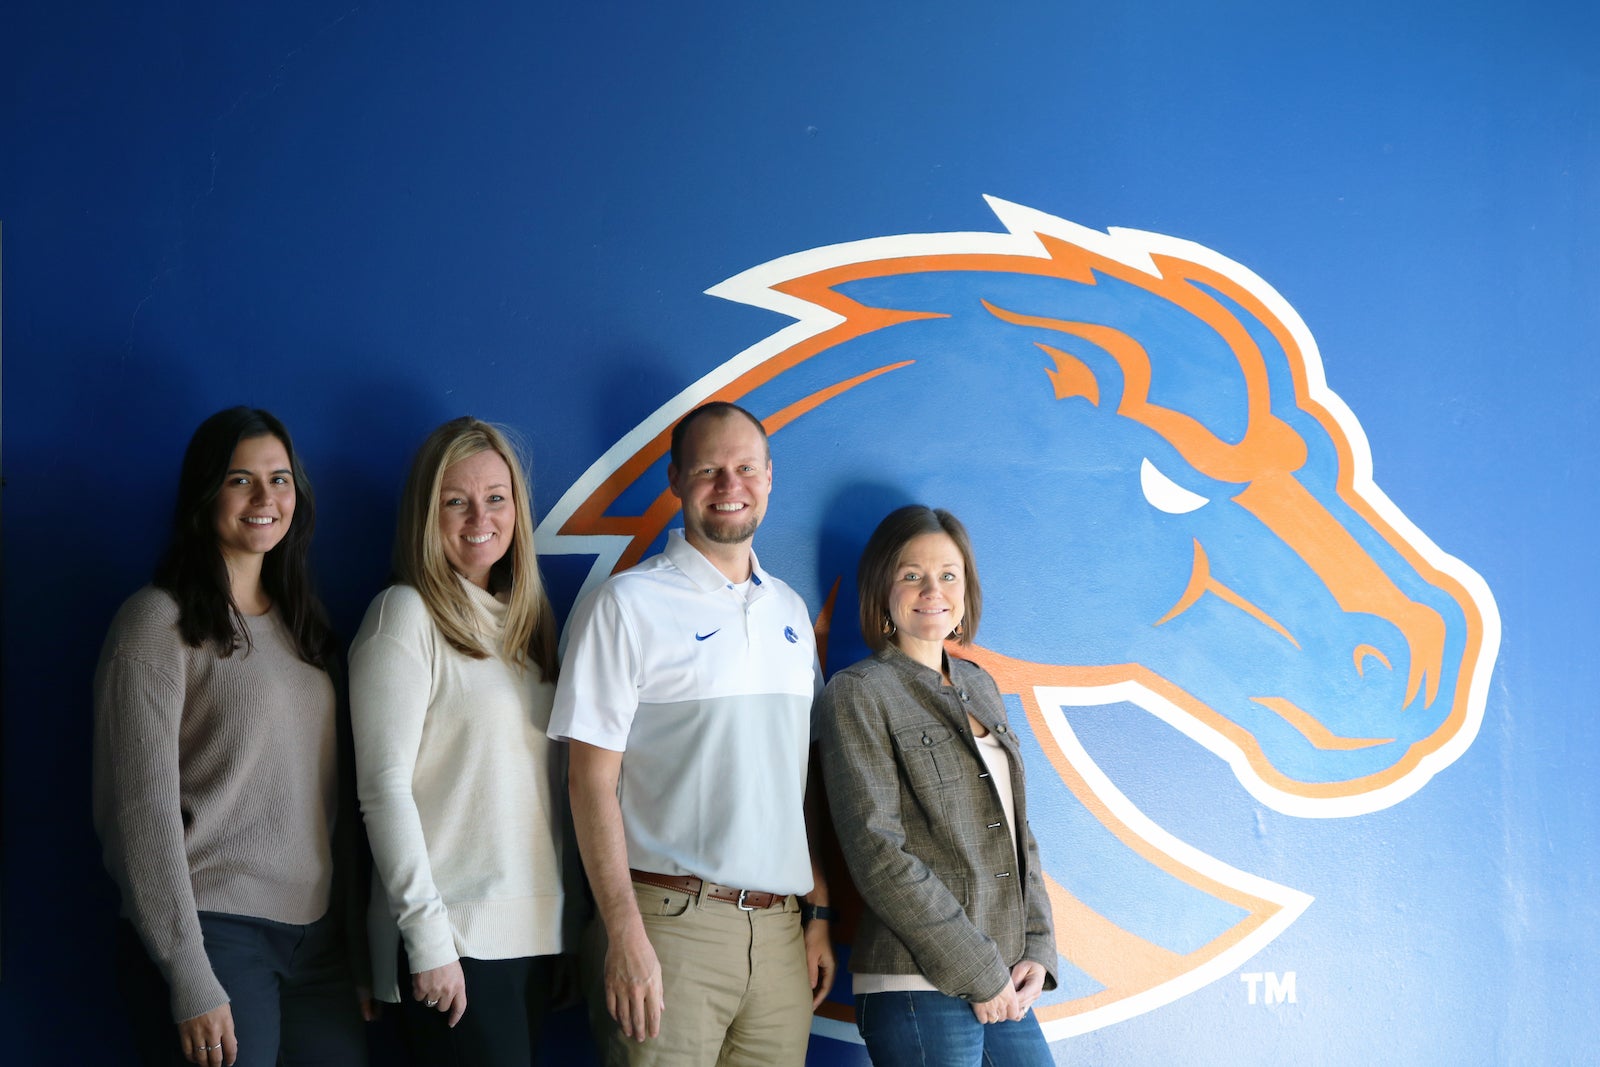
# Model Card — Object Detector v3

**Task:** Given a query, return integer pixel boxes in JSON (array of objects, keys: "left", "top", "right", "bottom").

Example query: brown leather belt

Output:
[{"left": 630, "top": 869, "right": 788, "bottom": 910}]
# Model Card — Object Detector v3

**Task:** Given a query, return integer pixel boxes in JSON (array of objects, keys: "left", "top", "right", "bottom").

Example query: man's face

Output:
[{"left": 668, "top": 411, "right": 772, "bottom": 550}]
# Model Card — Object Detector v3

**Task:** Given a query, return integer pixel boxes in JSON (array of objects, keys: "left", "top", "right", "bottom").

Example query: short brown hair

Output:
[
  {"left": 669, "top": 401, "right": 769, "bottom": 471},
  {"left": 856, "top": 505, "right": 982, "bottom": 653}
]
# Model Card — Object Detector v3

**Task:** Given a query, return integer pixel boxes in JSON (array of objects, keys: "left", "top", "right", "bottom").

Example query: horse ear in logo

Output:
[{"left": 535, "top": 198, "right": 1500, "bottom": 1040}]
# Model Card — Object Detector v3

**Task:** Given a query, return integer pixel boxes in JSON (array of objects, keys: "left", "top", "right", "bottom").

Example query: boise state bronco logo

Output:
[{"left": 536, "top": 198, "right": 1500, "bottom": 1042}]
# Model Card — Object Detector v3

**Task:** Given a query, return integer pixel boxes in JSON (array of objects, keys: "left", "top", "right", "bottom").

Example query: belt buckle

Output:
[{"left": 736, "top": 889, "right": 756, "bottom": 911}]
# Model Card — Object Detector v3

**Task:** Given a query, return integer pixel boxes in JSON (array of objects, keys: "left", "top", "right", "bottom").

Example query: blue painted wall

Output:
[{"left": 4, "top": 2, "right": 1596, "bottom": 1063}]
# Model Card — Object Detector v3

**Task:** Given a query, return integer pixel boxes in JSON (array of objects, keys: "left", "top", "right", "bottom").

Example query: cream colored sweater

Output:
[
  {"left": 349, "top": 580, "right": 568, "bottom": 1002},
  {"left": 92, "top": 587, "right": 338, "bottom": 1021}
]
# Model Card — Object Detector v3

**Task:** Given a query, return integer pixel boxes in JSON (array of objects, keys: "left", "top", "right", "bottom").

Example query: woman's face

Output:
[
  {"left": 437, "top": 449, "right": 515, "bottom": 589},
  {"left": 886, "top": 531, "right": 967, "bottom": 652},
  {"left": 213, "top": 434, "right": 296, "bottom": 566}
]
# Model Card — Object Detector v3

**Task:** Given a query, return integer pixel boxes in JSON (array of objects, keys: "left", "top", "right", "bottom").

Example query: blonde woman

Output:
[{"left": 350, "top": 417, "right": 574, "bottom": 1065}]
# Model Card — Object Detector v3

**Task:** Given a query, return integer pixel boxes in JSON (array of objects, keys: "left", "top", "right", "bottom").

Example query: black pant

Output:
[{"left": 396, "top": 943, "right": 556, "bottom": 1066}]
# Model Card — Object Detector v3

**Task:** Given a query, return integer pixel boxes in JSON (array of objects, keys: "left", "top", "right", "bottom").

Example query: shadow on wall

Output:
[{"left": 12, "top": 346, "right": 211, "bottom": 1062}]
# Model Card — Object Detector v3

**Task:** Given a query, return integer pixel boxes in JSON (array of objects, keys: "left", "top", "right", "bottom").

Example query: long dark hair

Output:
[{"left": 152, "top": 407, "right": 333, "bottom": 667}]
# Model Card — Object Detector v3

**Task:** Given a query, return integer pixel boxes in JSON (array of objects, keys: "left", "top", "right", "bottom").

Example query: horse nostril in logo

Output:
[{"left": 1353, "top": 643, "right": 1393, "bottom": 677}]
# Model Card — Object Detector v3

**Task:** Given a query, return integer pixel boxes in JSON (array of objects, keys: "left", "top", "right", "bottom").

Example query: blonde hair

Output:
[{"left": 393, "top": 417, "right": 558, "bottom": 678}]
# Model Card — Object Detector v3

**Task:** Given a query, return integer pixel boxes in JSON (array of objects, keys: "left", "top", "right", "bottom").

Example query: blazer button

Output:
[
  {"left": 996, "top": 723, "right": 1008, "bottom": 734},
  {"left": 922, "top": 734, "right": 933, "bottom": 746}
]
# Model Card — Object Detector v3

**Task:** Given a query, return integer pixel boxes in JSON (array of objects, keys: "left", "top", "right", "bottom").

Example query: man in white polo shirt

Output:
[{"left": 550, "top": 401, "right": 835, "bottom": 1066}]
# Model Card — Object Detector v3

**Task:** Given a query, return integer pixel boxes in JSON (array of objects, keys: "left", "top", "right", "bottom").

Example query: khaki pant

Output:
[{"left": 585, "top": 881, "right": 813, "bottom": 1067}]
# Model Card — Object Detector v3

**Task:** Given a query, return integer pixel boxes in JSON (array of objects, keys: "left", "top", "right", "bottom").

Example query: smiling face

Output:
[
  {"left": 668, "top": 410, "right": 772, "bottom": 554},
  {"left": 437, "top": 448, "right": 515, "bottom": 589},
  {"left": 213, "top": 434, "right": 296, "bottom": 569},
  {"left": 887, "top": 531, "right": 967, "bottom": 666}
]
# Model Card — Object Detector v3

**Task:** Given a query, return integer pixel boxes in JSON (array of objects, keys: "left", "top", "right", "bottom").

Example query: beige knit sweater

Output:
[{"left": 92, "top": 587, "right": 338, "bottom": 1021}]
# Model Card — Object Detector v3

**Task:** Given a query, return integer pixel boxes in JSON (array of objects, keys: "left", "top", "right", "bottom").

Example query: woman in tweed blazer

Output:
[{"left": 817, "top": 505, "right": 1057, "bottom": 1066}]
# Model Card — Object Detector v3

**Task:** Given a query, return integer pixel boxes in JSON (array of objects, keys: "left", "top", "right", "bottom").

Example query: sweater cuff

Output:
[
  {"left": 400, "top": 915, "right": 458, "bottom": 975},
  {"left": 167, "top": 942, "right": 229, "bottom": 1023}
]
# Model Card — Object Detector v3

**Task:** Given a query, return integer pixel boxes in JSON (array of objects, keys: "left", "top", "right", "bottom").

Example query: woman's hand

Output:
[
  {"left": 178, "top": 1003, "right": 237, "bottom": 1065},
  {"left": 356, "top": 984, "right": 380, "bottom": 1022},
  {"left": 1010, "top": 960, "right": 1048, "bottom": 1016},
  {"left": 969, "top": 982, "right": 1020, "bottom": 1025},
  {"left": 412, "top": 960, "right": 467, "bottom": 1027}
]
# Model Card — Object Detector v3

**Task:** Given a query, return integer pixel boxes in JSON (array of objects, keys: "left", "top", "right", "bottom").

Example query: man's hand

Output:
[
  {"left": 804, "top": 918, "right": 836, "bottom": 1009},
  {"left": 605, "top": 920, "right": 665, "bottom": 1041}
]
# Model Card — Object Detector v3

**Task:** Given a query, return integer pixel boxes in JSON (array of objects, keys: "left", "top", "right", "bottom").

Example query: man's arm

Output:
[
  {"left": 801, "top": 746, "right": 837, "bottom": 1008},
  {"left": 568, "top": 740, "right": 663, "bottom": 1042}
]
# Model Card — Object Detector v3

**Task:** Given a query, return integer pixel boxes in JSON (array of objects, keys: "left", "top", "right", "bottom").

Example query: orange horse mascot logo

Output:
[{"left": 537, "top": 198, "right": 1500, "bottom": 1040}]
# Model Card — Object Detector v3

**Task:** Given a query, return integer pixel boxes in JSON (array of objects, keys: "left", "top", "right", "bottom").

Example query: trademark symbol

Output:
[{"left": 1239, "top": 971, "right": 1296, "bottom": 1005}]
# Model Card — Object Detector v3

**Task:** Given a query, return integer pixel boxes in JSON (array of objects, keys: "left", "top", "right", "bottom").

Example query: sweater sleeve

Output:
[
  {"left": 92, "top": 601, "right": 229, "bottom": 1022},
  {"left": 348, "top": 588, "right": 458, "bottom": 976},
  {"left": 817, "top": 671, "right": 1013, "bottom": 1002}
]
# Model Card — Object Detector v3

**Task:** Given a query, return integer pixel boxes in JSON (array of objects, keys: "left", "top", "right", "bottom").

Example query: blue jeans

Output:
[
  {"left": 115, "top": 912, "right": 365, "bottom": 1067},
  {"left": 198, "top": 912, "right": 366, "bottom": 1067},
  {"left": 855, "top": 991, "right": 1055, "bottom": 1067}
]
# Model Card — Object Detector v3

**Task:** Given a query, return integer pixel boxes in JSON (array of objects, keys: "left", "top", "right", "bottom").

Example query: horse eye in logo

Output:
[{"left": 537, "top": 198, "right": 1501, "bottom": 1042}]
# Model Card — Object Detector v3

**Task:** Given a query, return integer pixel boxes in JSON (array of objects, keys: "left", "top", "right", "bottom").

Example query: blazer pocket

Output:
[{"left": 892, "top": 721, "right": 963, "bottom": 791}]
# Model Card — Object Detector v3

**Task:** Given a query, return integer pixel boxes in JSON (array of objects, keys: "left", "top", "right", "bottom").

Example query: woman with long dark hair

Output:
[
  {"left": 93, "top": 407, "right": 368, "bottom": 1067},
  {"left": 817, "top": 505, "right": 1058, "bottom": 1066},
  {"left": 350, "top": 416, "right": 575, "bottom": 1065}
]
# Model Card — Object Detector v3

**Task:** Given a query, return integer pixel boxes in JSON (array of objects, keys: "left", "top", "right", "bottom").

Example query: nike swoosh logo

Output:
[{"left": 695, "top": 630, "right": 720, "bottom": 641}]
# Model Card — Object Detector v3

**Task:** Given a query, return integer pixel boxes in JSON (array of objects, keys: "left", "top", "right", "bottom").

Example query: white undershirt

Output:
[{"left": 976, "top": 729, "right": 1020, "bottom": 863}]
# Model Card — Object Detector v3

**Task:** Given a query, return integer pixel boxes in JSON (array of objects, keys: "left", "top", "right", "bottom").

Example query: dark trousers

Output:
[
  {"left": 116, "top": 912, "right": 365, "bottom": 1067},
  {"left": 397, "top": 943, "right": 556, "bottom": 1066}
]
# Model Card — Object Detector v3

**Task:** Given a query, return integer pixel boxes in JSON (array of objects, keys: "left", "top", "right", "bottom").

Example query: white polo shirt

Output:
[{"left": 549, "top": 530, "right": 819, "bottom": 895}]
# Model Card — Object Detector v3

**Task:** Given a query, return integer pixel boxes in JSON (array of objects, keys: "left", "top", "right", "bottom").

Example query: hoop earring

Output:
[
  {"left": 950, "top": 619, "right": 964, "bottom": 640},
  {"left": 881, "top": 616, "right": 896, "bottom": 637}
]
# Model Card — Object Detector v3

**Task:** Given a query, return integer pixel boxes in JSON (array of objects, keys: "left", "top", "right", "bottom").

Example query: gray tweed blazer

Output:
[{"left": 817, "top": 646, "right": 1058, "bottom": 1003}]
